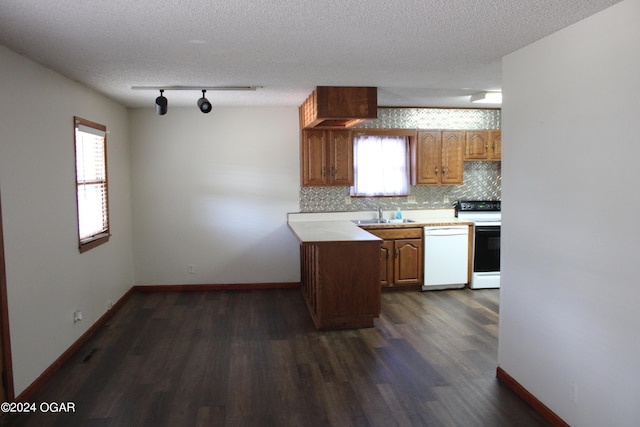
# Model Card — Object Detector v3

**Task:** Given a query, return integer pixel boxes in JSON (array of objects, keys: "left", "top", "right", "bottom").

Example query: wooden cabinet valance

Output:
[{"left": 299, "top": 86, "right": 377, "bottom": 129}]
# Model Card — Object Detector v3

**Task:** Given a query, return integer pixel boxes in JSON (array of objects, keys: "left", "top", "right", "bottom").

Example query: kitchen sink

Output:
[{"left": 352, "top": 219, "right": 415, "bottom": 225}]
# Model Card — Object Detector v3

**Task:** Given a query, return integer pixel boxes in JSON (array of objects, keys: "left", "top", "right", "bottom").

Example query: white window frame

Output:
[
  {"left": 351, "top": 130, "right": 412, "bottom": 197},
  {"left": 74, "top": 116, "right": 110, "bottom": 253}
]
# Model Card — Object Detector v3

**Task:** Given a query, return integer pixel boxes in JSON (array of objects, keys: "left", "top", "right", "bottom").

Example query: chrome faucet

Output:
[{"left": 377, "top": 205, "right": 383, "bottom": 220}]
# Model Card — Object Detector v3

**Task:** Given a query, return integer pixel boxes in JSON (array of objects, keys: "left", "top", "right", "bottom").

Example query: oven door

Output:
[{"left": 473, "top": 225, "right": 500, "bottom": 273}]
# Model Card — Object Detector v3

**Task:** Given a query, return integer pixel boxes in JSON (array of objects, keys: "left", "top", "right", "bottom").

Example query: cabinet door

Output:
[
  {"left": 440, "top": 131, "right": 464, "bottom": 185},
  {"left": 301, "top": 130, "right": 328, "bottom": 186},
  {"left": 394, "top": 238, "right": 423, "bottom": 285},
  {"left": 488, "top": 130, "right": 501, "bottom": 160},
  {"left": 328, "top": 130, "right": 353, "bottom": 186},
  {"left": 465, "top": 130, "right": 490, "bottom": 160},
  {"left": 413, "top": 131, "right": 441, "bottom": 185},
  {"left": 379, "top": 240, "right": 394, "bottom": 287}
]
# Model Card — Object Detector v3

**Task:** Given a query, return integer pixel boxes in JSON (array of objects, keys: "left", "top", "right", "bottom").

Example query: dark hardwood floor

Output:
[{"left": 0, "top": 288, "right": 550, "bottom": 427}]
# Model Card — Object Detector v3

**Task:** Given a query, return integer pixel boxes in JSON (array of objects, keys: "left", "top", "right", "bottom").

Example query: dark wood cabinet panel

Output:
[{"left": 299, "top": 240, "right": 381, "bottom": 329}]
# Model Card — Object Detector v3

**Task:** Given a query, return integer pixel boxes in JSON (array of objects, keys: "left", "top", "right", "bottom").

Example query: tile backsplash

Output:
[
  {"left": 357, "top": 107, "right": 501, "bottom": 130},
  {"left": 299, "top": 107, "right": 502, "bottom": 213},
  {"left": 300, "top": 162, "right": 501, "bottom": 212}
]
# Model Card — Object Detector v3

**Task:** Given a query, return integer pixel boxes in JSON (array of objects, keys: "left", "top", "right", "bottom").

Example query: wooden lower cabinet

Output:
[
  {"left": 394, "top": 238, "right": 423, "bottom": 285},
  {"left": 299, "top": 240, "right": 381, "bottom": 329},
  {"left": 366, "top": 227, "right": 423, "bottom": 290},
  {"left": 379, "top": 240, "right": 394, "bottom": 287}
]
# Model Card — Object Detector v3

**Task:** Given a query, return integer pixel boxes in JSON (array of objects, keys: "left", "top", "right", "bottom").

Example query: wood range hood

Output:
[{"left": 299, "top": 86, "right": 377, "bottom": 129}]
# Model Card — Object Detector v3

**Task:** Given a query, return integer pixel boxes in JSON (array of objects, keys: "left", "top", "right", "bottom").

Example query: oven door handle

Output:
[
  {"left": 475, "top": 226, "right": 501, "bottom": 233},
  {"left": 473, "top": 221, "right": 501, "bottom": 227}
]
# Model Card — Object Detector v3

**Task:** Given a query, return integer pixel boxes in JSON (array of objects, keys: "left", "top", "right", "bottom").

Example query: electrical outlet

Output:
[
  {"left": 443, "top": 194, "right": 450, "bottom": 204},
  {"left": 345, "top": 196, "right": 351, "bottom": 205},
  {"left": 188, "top": 264, "right": 195, "bottom": 274},
  {"left": 407, "top": 196, "right": 417, "bottom": 204}
]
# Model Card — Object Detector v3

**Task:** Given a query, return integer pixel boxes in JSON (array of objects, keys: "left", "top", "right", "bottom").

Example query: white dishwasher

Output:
[{"left": 422, "top": 225, "right": 469, "bottom": 291}]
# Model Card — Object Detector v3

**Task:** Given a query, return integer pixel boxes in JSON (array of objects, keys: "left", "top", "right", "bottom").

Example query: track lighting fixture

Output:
[
  {"left": 197, "top": 90, "right": 212, "bottom": 113},
  {"left": 134, "top": 86, "right": 260, "bottom": 115},
  {"left": 155, "top": 90, "right": 168, "bottom": 115}
]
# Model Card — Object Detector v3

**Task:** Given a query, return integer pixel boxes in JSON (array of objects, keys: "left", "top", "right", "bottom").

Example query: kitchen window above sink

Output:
[{"left": 351, "top": 131, "right": 411, "bottom": 197}]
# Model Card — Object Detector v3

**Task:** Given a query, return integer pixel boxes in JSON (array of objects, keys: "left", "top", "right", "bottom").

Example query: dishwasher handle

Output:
[{"left": 424, "top": 227, "right": 469, "bottom": 236}]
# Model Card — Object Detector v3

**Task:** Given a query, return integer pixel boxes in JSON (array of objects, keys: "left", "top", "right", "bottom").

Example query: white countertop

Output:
[
  {"left": 287, "top": 209, "right": 473, "bottom": 243},
  {"left": 288, "top": 220, "right": 382, "bottom": 243}
]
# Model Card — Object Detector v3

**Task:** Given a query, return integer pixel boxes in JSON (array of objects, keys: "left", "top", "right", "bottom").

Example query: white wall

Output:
[
  {"left": 500, "top": 1, "right": 640, "bottom": 426},
  {"left": 129, "top": 107, "right": 301, "bottom": 285},
  {"left": 0, "top": 46, "right": 135, "bottom": 395}
]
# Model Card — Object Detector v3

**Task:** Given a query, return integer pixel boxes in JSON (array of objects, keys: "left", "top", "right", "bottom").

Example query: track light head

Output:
[
  {"left": 155, "top": 90, "right": 168, "bottom": 115},
  {"left": 197, "top": 90, "right": 212, "bottom": 113}
]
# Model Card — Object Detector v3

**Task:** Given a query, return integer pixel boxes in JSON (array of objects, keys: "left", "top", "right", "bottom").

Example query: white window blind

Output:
[
  {"left": 74, "top": 117, "right": 109, "bottom": 251},
  {"left": 352, "top": 135, "right": 409, "bottom": 197}
]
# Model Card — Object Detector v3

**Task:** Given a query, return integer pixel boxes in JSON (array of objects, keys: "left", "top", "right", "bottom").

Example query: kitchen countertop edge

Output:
[{"left": 287, "top": 211, "right": 473, "bottom": 243}]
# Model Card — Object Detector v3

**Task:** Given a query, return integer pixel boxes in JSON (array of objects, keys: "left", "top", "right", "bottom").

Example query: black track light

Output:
[
  {"left": 155, "top": 90, "right": 168, "bottom": 115},
  {"left": 197, "top": 90, "right": 212, "bottom": 113}
]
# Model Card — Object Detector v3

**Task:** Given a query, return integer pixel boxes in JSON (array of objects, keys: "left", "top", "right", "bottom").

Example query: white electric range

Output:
[{"left": 456, "top": 200, "right": 501, "bottom": 289}]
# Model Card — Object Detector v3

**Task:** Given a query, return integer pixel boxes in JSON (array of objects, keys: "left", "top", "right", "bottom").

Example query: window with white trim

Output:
[
  {"left": 351, "top": 134, "right": 410, "bottom": 197},
  {"left": 74, "top": 117, "right": 110, "bottom": 253}
]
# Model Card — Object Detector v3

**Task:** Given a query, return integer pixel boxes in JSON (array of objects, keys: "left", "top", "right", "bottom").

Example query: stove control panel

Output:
[{"left": 457, "top": 200, "right": 501, "bottom": 212}]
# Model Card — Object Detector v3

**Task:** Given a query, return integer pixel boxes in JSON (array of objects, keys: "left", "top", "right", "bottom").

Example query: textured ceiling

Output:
[{"left": 0, "top": 0, "right": 622, "bottom": 108}]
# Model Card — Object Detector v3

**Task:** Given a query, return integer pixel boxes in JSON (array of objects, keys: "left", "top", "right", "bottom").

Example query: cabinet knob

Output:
[{"left": 434, "top": 166, "right": 438, "bottom": 175}]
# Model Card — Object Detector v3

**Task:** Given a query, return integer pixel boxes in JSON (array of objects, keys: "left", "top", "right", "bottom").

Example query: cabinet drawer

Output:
[{"left": 366, "top": 227, "right": 423, "bottom": 240}]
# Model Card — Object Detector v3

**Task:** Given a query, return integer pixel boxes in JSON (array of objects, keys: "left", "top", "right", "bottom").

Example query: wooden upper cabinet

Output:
[
  {"left": 412, "top": 131, "right": 440, "bottom": 185},
  {"left": 328, "top": 130, "right": 353, "bottom": 185},
  {"left": 464, "top": 130, "right": 501, "bottom": 161},
  {"left": 465, "top": 130, "right": 490, "bottom": 160},
  {"left": 488, "top": 130, "right": 501, "bottom": 160},
  {"left": 440, "top": 131, "right": 464, "bottom": 184},
  {"left": 301, "top": 130, "right": 353, "bottom": 186},
  {"left": 412, "top": 130, "right": 464, "bottom": 185},
  {"left": 301, "top": 130, "right": 327, "bottom": 186}
]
